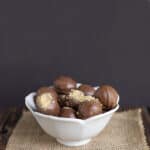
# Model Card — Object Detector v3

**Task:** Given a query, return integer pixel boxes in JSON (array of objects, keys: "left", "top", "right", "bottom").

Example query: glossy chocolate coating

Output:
[
  {"left": 60, "top": 107, "right": 76, "bottom": 118},
  {"left": 37, "top": 87, "right": 58, "bottom": 99},
  {"left": 78, "top": 100, "right": 102, "bottom": 119},
  {"left": 35, "top": 87, "right": 60, "bottom": 116},
  {"left": 59, "top": 90, "right": 96, "bottom": 109},
  {"left": 53, "top": 76, "right": 76, "bottom": 94},
  {"left": 78, "top": 84, "right": 95, "bottom": 96},
  {"left": 36, "top": 97, "right": 60, "bottom": 116},
  {"left": 58, "top": 94, "right": 76, "bottom": 108},
  {"left": 95, "top": 85, "right": 118, "bottom": 109}
]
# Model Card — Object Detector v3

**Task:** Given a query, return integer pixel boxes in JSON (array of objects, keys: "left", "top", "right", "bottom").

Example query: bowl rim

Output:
[{"left": 25, "top": 89, "right": 120, "bottom": 124}]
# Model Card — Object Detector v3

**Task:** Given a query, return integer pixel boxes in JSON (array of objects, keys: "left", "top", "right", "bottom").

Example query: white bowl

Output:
[{"left": 25, "top": 87, "right": 119, "bottom": 147}]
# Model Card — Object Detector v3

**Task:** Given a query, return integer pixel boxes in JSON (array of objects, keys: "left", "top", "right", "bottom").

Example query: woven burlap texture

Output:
[{"left": 6, "top": 109, "right": 149, "bottom": 150}]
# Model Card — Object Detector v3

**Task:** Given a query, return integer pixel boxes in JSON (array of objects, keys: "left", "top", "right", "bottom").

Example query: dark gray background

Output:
[{"left": 0, "top": 0, "right": 150, "bottom": 108}]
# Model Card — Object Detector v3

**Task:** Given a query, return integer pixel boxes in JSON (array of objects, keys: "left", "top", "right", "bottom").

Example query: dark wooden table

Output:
[{"left": 0, "top": 107, "right": 149, "bottom": 150}]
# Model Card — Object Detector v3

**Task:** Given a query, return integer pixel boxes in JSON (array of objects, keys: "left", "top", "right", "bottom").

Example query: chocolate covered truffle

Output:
[
  {"left": 35, "top": 87, "right": 60, "bottom": 116},
  {"left": 60, "top": 107, "right": 76, "bottom": 118},
  {"left": 78, "top": 100, "right": 102, "bottom": 119},
  {"left": 58, "top": 94, "right": 75, "bottom": 108},
  {"left": 95, "top": 85, "right": 118, "bottom": 109},
  {"left": 78, "top": 84, "right": 95, "bottom": 96},
  {"left": 53, "top": 76, "right": 76, "bottom": 94},
  {"left": 37, "top": 87, "right": 58, "bottom": 99},
  {"left": 59, "top": 89, "right": 97, "bottom": 108}
]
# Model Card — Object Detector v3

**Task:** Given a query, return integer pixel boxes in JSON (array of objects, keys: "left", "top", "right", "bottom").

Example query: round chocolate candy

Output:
[
  {"left": 78, "top": 100, "right": 102, "bottom": 119},
  {"left": 35, "top": 87, "right": 60, "bottom": 116},
  {"left": 60, "top": 107, "right": 76, "bottom": 118},
  {"left": 59, "top": 89, "right": 97, "bottom": 108},
  {"left": 37, "top": 87, "right": 58, "bottom": 99},
  {"left": 95, "top": 85, "right": 118, "bottom": 109},
  {"left": 58, "top": 94, "right": 76, "bottom": 108},
  {"left": 53, "top": 76, "right": 77, "bottom": 94},
  {"left": 78, "top": 84, "right": 95, "bottom": 96}
]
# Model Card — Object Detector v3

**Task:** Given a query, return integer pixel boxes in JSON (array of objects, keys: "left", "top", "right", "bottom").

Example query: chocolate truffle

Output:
[
  {"left": 58, "top": 94, "right": 75, "bottom": 108},
  {"left": 59, "top": 89, "right": 97, "bottom": 108},
  {"left": 35, "top": 87, "right": 60, "bottom": 116},
  {"left": 37, "top": 87, "right": 58, "bottom": 99},
  {"left": 53, "top": 76, "right": 76, "bottom": 94},
  {"left": 78, "top": 84, "right": 95, "bottom": 96},
  {"left": 95, "top": 85, "right": 118, "bottom": 109},
  {"left": 60, "top": 107, "right": 76, "bottom": 118},
  {"left": 78, "top": 100, "right": 102, "bottom": 119}
]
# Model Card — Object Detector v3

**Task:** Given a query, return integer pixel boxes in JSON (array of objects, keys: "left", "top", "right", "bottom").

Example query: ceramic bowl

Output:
[{"left": 25, "top": 86, "right": 119, "bottom": 147}]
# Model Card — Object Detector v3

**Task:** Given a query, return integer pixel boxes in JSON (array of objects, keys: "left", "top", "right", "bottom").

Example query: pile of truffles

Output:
[{"left": 35, "top": 76, "right": 119, "bottom": 119}]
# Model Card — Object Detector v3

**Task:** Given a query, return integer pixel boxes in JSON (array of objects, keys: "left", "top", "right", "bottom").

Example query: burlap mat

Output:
[{"left": 6, "top": 109, "right": 149, "bottom": 150}]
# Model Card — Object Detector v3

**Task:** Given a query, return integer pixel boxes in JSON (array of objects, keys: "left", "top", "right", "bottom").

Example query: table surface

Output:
[{"left": 0, "top": 107, "right": 149, "bottom": 150}]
